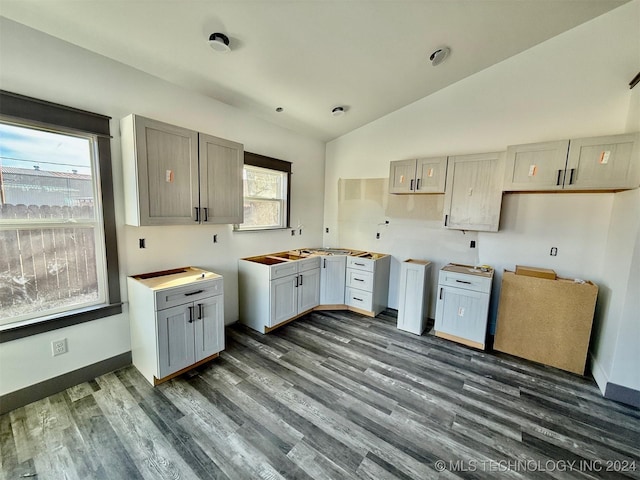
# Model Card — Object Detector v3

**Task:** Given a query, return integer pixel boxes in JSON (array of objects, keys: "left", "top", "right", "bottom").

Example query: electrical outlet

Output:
[
  {"left": 139, "top": 238, "right": 145, "bottom": 249},
  {"left": 291, "top": 229, "right": 295, "bottom": 236},
  {"left": 325, "top": 227, "right": 329, "bottom": 233},
  {"left": 52, "top": 338, "right": 67, "bottom": 356},
  {"left": 470, "top": 240, "right": 476, "bottom": 248},
  {"left": 213, "top": 234, "right": 218, "bottom": 243},
  {"left": 299, "top": 228, "right": 302, "bottom": 235},
  {"left": 550, "top": 247, "right": 558, "bottom": 256},
  {"left": 376, "top": 232, "right": 380, "bottom": 239}
]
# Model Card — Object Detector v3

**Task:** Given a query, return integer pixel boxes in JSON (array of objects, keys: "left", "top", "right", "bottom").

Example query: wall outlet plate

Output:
[{"left": 52, "top": 338, "right": 68, "bottom": 356}]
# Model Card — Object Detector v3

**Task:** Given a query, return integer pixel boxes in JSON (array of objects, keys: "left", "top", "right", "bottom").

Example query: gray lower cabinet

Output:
[
  {"left": 345, "top": 255, "right": 391, "bottom": 316},
  {"left": 127, "top": 267, "right": 225, "bottom": 385},
  {"left": 397, "top": 259, "right": 432, "bottom": 335},
  {"left": 239, "top": 257, "right": 321, "bottom": 333},
  {"left": 121, "top": 114, "right": 243, "bottom": 226},
  {"left": 319, "top": 255, "right": 346, "bottom": 305},
  {"left": 434, "top": 264, "right": 492, "bottom": 350},
  {"left": 444, "top": 152, "right": 504, "bottom": 232},
  {"left": 504, "top": 133, "right": 639, "bottom": 191}
]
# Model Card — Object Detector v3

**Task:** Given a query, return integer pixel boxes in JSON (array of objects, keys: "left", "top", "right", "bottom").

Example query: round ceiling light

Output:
[
  {"left": 331, "top": 106, "right": 345, "bottom": 117},
  {"left": 208, "top": 33, "right": 231, "bottom": 53},
  {"left": 429, "top": 47, "right": 450, "bottom": 66}
]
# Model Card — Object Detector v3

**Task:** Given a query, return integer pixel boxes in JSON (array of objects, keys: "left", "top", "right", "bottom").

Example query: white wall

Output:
[
  {"left": 0, "top": 17, "right": 325, "bottom": 395},
  {"left": 324, "top": 0, "right": 639, "bottom": 389}
]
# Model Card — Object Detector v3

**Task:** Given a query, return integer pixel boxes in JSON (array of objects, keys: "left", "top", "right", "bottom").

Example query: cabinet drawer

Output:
[
  {"left": 346, "top": 269, "right": 374, "bottom": 291},
  {"left": 345, "top": 287, "right": 373, "bottom": 311},
  {"left": 299, "top": 257, "right": 321, "bottom": 272},
  {"left": 438, "top": 270, "right": 491, "bottom": 293},
  {"left": 347, "top": 257, "right": 374, "bottom": 272},
  {"left": 270, "top": 262, "right": 299, "bottom": 280},
  {"left": 156, "top": 279, "right": 222, "bottom": 311}
]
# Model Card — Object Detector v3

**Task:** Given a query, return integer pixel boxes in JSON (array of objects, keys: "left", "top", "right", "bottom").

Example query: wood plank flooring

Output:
[{"left": 2, "top": 309, "right": 639, "bottom": 480}]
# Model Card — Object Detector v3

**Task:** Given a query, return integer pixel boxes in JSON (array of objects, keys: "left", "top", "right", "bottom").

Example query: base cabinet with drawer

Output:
[
  {"left": 345, "top": 255, "right": 391, "bottom": 317},
  {"left": 239, "top": 256, "right": 321, "bottom": 333},
  {"left": 127, "top": 267, "right": 224, "bottom": 385},
  {"left": 434, "top": 263, "right": 493, "bottom": 350}
]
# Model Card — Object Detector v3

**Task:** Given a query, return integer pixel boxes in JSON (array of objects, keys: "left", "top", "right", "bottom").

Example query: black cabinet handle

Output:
[
  {"left": 197, "top": 303, "right": 203, "bottom": 319},
  {"left": 444, "top": 214, "right": 448, "bottom": 226},
  {"left": 556, "top": 169, "right": 563, "bottom": 186},
  {"left": 353, "top": 297, "right": 363, "bottom": 302},
  {"left": 188, "top": 306, "right": 194, "bottom": 323},
  {"left": 455, "top": 279, "right": 472, "bottom": 284},
  {"left": 416, "top": 178, "right": 421, "bottom": 190},
  {"left": 295, "top": 276, "right": 299, "bottom": 287},
  {"left": 410, "top": 179, "right": 414, "bottom": 191},
  {"left": 354, "top": 278, "right": 364, "bottom": 282},
  {"left": 439, "top": 288, "right": 443, "bottom": 300},
  {"left": 194, "top": 207, "right": 200, "bottom": 222},
  {"left": 323, "top": 259, "right": 327, "bottom": 268},
  {"left": 203, "top": 207, "right": 209, "bottom": 221},
  {"left": 299, "top": 274, "right": 303, "bottom": 286},
  {"left": 354, "top": 262, "right": 365, "bottom": 267},
  {"left": 569, "top": 168, "right": 576, "bottom": 185},
  {"left": 184, "top": 290, "right": 204, "bottom": 296}
]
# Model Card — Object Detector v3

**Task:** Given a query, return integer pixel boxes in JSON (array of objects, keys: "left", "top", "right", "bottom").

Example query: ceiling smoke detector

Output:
[
  {"left": 208, "top": 33, "right": 231, "bottom": 52},
  {"left": 429, "top": 47, "right": 450, "bottom": 66},
  {"left": 331, "top": 106, "right": 345, "bottom": 117}
]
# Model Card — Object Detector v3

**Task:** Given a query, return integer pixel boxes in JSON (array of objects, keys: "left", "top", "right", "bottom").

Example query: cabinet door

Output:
[
  {"left": 389, "top": 159, "right": 417, "bottom": 194},
  {"left": 503, "top": 140, "right": 569, "bottom": 191},
  {"left": 444, "top": 152, "right": 504, "bottom": 232},
  {"left": 194, "top": 295, "right": 224, "bottom": 362},
  {"left": 565, "top": 133, "right": 639, "bottom": 190},
  {"left": 320, "top": 256, "right": 346, "bottom": 305},
  {"left": 298, "top": 268, "right": 320, "bottom": 312},
  {"left": 132, "top": 116, "right": 199, "bottom": 225},
  {"left": 199, "top": 133, "right": 244, "bottom": 224},
  {"left": 270, "top": 275, "right": 298, "bottom": 327},
  {"left": 415, "top": 157, "right": 447, "bottom": 193},
  {"left": 157, "top": 304, "right": 196, "bottom": 379},
  {"left": 397, "top": 262, "right": 427, "bottom": 335},
  {"left": 434, "top": 286, "right": 489, "bottom": 345}
]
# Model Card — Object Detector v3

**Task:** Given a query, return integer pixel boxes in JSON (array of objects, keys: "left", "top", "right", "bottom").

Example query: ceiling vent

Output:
[{"left": 429, "top": 47, "right": 450, "bottom": 66}]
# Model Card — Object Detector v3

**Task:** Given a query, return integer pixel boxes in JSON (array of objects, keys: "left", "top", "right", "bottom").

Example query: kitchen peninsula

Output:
[{"left": 238, "top": 248, "right": 390, "bottom": 333}]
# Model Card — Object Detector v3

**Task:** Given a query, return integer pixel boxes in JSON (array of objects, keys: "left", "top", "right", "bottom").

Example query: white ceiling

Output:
[{"left": 0, "top": 1, "right": 630, "bottom": 141}]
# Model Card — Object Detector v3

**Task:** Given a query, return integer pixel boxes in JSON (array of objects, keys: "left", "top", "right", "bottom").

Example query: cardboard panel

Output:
[
  {"left": 515, "top": 265, "right": 557, "bottom": 280},
  {"left": 494, "top": 271, "right": 597, "bottom": 375}
]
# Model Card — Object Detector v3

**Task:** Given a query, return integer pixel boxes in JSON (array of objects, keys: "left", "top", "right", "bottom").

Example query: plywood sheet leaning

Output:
[{"left": 494, "top": 271, "right": 598, "bottom": 375}]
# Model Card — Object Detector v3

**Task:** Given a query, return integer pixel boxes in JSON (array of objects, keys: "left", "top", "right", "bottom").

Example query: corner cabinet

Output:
[
  {"left": 127, "top": 267, "right": 225, "bottom": 385},
  {"left": 389, "top": 157, "right": 447, "bottom": 194},
  {"left": 121, "top": 114, "right": 243, "bottom": 226},
  {"left": 443, "top": 152, "right": 504, "bottom": 232},
  {"left": 504, "top": 133, "right": 639, "bottom": 191},
  {"left": 319, "top": 255, "right": 346, "bottom": 305}
]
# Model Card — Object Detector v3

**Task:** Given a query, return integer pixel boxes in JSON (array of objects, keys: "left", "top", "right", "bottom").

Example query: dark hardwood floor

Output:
[{"left": 2, "top": 309, "right": 639, "bottom": 480}]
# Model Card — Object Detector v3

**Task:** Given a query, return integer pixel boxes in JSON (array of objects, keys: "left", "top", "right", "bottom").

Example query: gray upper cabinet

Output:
[
  {"left": 564, "top": 133, "right": 639, "bottom": 190},
  {"left": 122, "top": 115, "right": 199, "bottom": 225},
  {"left": 121, "top": 114, "right": 244, "bottom": 226},
  {"left": 444, "top": 152, "right": 504, "bottom": 232},
  {"left": 389, "top": 157, "right": 447, "bottom": 194},
  {"left": 504, "top": 133, "right": 639, "bottom": 192},
  {"left": 504, "top": 140, "right": 569, "bottom": 191},
  {"left": 199, "top": 133, "right": 243, "bottom": 224}
]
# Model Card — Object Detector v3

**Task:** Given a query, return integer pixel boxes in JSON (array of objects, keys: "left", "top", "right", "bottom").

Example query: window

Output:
[
  {"left": 235, "top": 152, "right": 291, "bottom": 231},
  {"left": 0, "top": 91, "right": 121, "bottom": 341}
]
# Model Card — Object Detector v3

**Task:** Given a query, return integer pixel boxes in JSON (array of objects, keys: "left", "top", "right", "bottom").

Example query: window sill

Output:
[{"left": 0, "top": 303, "right": 123, "bottom": 343}]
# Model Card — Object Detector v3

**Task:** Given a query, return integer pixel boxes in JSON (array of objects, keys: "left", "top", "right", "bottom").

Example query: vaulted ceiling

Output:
[{"left": 0, "top": 1, "right": 630, "bottom": 141}]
